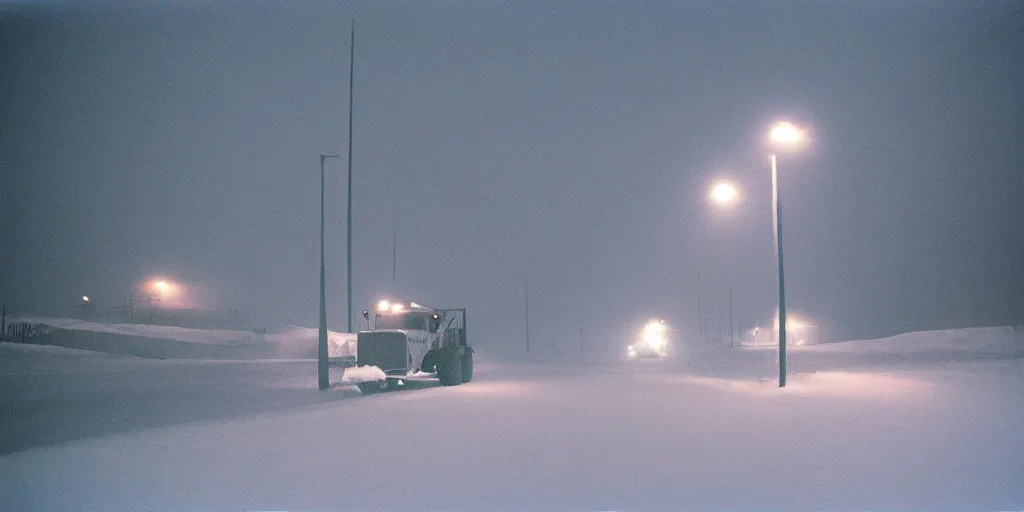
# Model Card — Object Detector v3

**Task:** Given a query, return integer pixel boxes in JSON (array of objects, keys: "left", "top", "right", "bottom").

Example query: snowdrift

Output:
[
  {"left": 807, "top": 325, "right": 1019, "bottom": 355},
  {"left": 789, "top": 325, "right": 1023, "bottom": 370},
  {"left": 0, "top": 341, "right": 114, "bottom": 358},
  {"left": 12, "top": 317, "right": 258, "bottom": 345},
  {"left": 4, "top": 317, "right": 357, "bottom": 360}
]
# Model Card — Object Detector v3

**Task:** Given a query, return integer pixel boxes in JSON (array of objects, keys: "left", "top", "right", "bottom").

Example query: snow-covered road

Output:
[
  {"left": 2, "top": 331, "right": 1023, "bottom": 511},
  {"left": 0, "top": 347, "right": 354, "bottom": 454}
]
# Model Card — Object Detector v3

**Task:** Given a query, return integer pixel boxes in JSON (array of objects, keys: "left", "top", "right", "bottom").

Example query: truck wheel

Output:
[
  {"left": 437, "top": 350, "right": 463, "bottom": 386},
  {"left": 461, "top": 351, "right": 473, "bottom": 383},
  {"left": 420, "top": 348, "right": 439, "bottom": 373}
]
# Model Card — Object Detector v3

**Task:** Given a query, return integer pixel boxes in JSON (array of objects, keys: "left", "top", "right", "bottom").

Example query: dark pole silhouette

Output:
[
  {"left": 525, "top": 273, "right": 530, "bottom": 352},
  {"left": 319, "top": 153, "right": 340, "bottom": 390},
  {"left": 346, "top": 22, "right": 356, "bottom": 334},
  {"left": 771, "top": 153, "right": 788, "bottom": 387}
]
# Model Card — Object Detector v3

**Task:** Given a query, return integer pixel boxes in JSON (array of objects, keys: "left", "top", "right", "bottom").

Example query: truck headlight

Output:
[{"left": 642, "top": 320, "right": 668, "bottom": 349}]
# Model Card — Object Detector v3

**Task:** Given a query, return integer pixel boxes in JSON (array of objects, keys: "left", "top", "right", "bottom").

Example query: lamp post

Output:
[
  {"left": 707, "top": 120, "right": 805, "bottom": 387},
  {"left": 770, "top": 151, "right": 787, "bottom": 387},
  {"left": 768, "top": 121, "right": 805, "bottom": 388},
  {"left": 319, "top": 153, "right": 340, "bottom": 391},
  {"left": 346, "top": 23, "right": 356, "bottom": 335}
]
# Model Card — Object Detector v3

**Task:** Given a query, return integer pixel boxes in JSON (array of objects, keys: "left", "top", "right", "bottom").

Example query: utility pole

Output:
[
  {"left": 345, "top": 22, "right": 356, "bottom": 334},
  {"left": 696, "top": 272, "right": 703, "bottom": 343},
  {"left": 392, "top": 227, "right": 396, "bottom": 285},
  {"left": 729, "top": 286, "right": 734, "bottom": 347},
  {"left": 580, "top": 326, "right": 584, "bottom": 356},
  {"left": 718, "top": 302, "right": 724, "bottom": 346},
  {"left": 772, "top": 153, "right": 788, "bottom": 387},
  {"left": 319, "top": 153, "right": 340, "bottom": 391},
  {"left": 525, "top": 273, "right": 530, "bottom": 352}
]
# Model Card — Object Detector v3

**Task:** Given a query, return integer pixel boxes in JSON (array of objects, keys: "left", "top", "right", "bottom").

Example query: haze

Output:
[{"left": 2, "top": 1, "right": 1022, "bottom": 353}]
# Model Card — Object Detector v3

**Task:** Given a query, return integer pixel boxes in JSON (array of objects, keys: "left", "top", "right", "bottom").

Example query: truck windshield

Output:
[{"left": 375, "top": 313, "right": 428, "bottom": 331}]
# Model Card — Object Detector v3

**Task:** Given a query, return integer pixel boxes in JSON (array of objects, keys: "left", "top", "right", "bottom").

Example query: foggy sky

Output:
[{"left": 2, "top": 0, "right": 1022, "bottom": 351}]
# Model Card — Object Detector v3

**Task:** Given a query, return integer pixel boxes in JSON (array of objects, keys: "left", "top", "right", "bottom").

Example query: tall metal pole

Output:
[
  {"left": 729, "top": 286, "right": 734, "bottom": 347},
  {"left": 525, "top": 273, "right": 530, "bottom": 352},
  {"left": 392, "top": 227, "right": 396, "bottom": 285},
  {"left": 696, "top": 272, "right": 703, "bottom": 343},
  {"left": 346, "top": 23, "right": 355, "bottom": 334},
  {"left": 718, "top": 302, "right": 723, "bottom": 345},
  {"left": 771, "top": 153, "right": 788, "bottom": 387},
  {"left": 319, "top": 154, "right": 339, "bottom": 391}
]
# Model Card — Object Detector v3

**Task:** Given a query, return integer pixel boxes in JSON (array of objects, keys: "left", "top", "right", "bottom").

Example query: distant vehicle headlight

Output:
[{"left": 642, "top": 320, "right": 668, "bottom": 350}]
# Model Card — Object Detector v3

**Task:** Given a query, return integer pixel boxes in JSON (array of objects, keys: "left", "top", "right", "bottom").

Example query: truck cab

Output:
[
  {"left": 628, "top": 319, "right": 669, "bottom": 360},
  {"left": 354, "top": 300, "right": 472, "bottom": 393}
]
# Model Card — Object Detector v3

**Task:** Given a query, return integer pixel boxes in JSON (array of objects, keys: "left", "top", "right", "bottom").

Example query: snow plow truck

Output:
[{"left": 350, "top": 300, "right": 473, "bottom": 394}]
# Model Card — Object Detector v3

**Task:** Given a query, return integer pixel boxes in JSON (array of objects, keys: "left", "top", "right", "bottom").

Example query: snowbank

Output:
[
  {"left": 12, "top": 317, "right": 257, "bottom": 345},
  {"left": 264, "top": 327, "right": 356, "bottom": 357},
  {"left": 0, "top": 341, "right": 112, "bottom": 357},
  {"left": 807, "top": 325, "right": 1019, "bottom": 355},
  {"left": 340, "top": 365, "right": 385, "bottom": 383},
  {"left": 6, "top": 316, "right": 360, "bottom": 360}
]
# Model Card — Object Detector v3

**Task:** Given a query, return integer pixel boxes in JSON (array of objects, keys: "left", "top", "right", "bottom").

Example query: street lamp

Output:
[
  {"left": 768, "top": 121, "right": 806, "bottom": 388},
  {"left": 319, "top": 153, "right": 340, "bottom": 391},
  {"left": 771, "top": 122, "right": 804, "bottom": 146},
  {"left": 710, "top": 181, "right": 739, "bottom": 205},
  {"left": 80, "top": 295, "right": 94, "bottom": 320}
]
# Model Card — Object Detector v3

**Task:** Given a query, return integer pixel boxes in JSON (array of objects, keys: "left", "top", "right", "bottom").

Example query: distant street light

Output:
[
  {"left": 319, "top": 153, "right": 341, "bottom": 391},
  {"left": 771, "top": 122, "right": 805, "bottom": 146},
  {"left": 768, "top": 121, "right": 806, "bottom": 388},
  {"left": 80, "top": 295, "right": 94, "bottom": 320},
  {"left": 142, "top": 278, "right": 179, "bottom": 304},
  {"left": 710, "top": 182, "right": 739, "bottom": 205}
]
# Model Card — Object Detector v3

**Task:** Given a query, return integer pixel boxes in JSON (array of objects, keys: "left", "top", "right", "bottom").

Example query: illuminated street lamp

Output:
[
  {"left": 768, "top": 121, "right": 806, "bottom": 388},
  {"left": 144, "top": 279, "right": 182, "bottom": 304},
  {"left": 80, "top": 295, "right": 94, "bottom": 320},
  {"left": 710, "top": 181, "right": 739, "bottom": 205},
  {"left": 770, "top": 122, "right": 804, "bottom": 146}
]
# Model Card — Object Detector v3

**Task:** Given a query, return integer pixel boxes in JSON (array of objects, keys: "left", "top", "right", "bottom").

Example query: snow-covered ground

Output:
[
  {"left": 10, "top": 316, "right": 259, "bottom": 345},
  {"left": 12, "top": 316, "right": 356, "bottom": 350},
  {"left": 0, "top": 341, "right": 118, "bottom": 357},
  {"left": 804, "top": 325, "right": 1018, "bottom": 355},
  {"left": 5, "top": 316, "right": 357, "bottom": 360},
  {"left": 1, "top": 326, "right": 1022, "bottom": 511}
]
